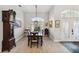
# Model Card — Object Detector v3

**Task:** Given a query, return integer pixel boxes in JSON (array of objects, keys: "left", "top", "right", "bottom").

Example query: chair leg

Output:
[
  {"left": 37, "top": 42, "right": 38, "bottom": 48},
  {"left": 41, "top": 39, "right": 43, "bottom": 46}
]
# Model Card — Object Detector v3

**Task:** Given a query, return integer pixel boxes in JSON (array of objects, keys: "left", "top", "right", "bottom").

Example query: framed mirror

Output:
[{"left": 55, "top": 20, "right": 60, "bottom": 28}]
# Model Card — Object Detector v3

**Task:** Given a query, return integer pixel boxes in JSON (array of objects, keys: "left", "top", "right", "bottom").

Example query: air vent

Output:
[{"left": 18, "top": 5, "right": 22, "bottom": 7}]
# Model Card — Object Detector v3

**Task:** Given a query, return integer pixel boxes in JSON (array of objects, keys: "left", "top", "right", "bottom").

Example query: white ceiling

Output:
[
  {"left": 0, "top": 5, "right": 53, "bottom": 13},
  {"left": 21, "top": 5, "right": 53, "bottom": 13}
]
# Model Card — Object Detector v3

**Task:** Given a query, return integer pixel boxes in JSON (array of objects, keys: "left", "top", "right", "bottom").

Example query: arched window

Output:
[{"left": 61, "top": 9, "right": 79, "bottom": 18}]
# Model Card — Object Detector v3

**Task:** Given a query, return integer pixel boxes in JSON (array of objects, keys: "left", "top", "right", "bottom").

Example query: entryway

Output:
[{"left": 61, "top": 9, "right": 79, "bottom": 41}]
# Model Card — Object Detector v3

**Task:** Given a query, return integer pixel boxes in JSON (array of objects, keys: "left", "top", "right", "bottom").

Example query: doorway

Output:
[{"left": 61, "top": 9, "right": 79, "bottom": 40}]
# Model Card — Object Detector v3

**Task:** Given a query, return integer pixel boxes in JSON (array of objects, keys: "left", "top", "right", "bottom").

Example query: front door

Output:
[
  {"left": 72, "top": 20, "right": 79, "bottom": 40},
  {"left": 62, "top": 18, "right": 79, "bottom": 40}
]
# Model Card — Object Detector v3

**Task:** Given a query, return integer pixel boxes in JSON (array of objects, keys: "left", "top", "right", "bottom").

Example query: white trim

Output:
[
  {"left": 15, "top": 33, "right": 24, "bottom": 42},
  {"left": 49, "top": 33, "right": 79, "bottom": 42}
]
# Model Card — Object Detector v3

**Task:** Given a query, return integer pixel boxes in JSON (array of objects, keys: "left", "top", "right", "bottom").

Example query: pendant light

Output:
[
  {"left": 35, "top": 5, "right": 38, "bottom": 21},
  {"left": 35, "top": 5, "right": 37, "bottom": 17}
]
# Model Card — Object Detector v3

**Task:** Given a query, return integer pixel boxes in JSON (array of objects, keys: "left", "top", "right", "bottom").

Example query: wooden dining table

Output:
[{"left": 27, "top": 32, "right": 43, "bottom": 47}]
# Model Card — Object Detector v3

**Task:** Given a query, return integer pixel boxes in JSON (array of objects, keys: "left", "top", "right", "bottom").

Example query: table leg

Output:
[
  {"left": 30, "top": 39, "right": 32, "bottom": 48},
  {"left": 28, "top": 38, "right": 29, "bottom": 46},
  {"left": 28, "top": 37, "right": 30, "bottom": 46},
  {"left": 41, "top": 37, "right": 43, "bottom": 46}
]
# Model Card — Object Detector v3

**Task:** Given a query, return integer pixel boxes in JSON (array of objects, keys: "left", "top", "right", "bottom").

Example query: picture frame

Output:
[
  {"left": 45, "top": 22, "right": 48, "bottom": 26},
  {"left": 55, "top": 20, "right": 60, "bottom": 28},
  {"left": 14, "top": 20, "right": 21, "bottom": 29},
  {"left": 49, "top": 20, "right": 52, "bottom": 27}
]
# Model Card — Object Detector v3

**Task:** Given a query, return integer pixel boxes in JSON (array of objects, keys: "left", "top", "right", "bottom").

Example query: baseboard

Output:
[
  {"left": 54, "top": 39, "right": 79, "bottom": 42},
  {"left": 49, "top": 34, "right": 54, "bottom": 41},
  {"left": 15, "top": 33, "right": 25, "bottom": 42}
]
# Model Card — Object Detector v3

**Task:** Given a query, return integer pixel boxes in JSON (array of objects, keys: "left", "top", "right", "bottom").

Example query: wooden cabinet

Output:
[{"left": 2, "top": 10, "right": 16, "bottom": 52}]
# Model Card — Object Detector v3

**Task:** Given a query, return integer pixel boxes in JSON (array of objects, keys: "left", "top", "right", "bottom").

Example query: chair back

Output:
[{"left": 32, "top": 34, "right": 37, "bottom": 40}]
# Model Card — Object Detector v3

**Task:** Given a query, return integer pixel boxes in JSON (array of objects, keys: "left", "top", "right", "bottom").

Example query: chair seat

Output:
[{"left": 32, "top": 40, "right": 38, "bottom": 42}]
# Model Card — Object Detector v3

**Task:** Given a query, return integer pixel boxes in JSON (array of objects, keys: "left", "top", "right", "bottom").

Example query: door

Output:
[
  {"left": 61, "top": 10, "right": 79, "bottom": 40},
  {"left": 62, "top": 19, "right": 69, "bottom": 39},
  {"left": 73, "top": 20, "right": 79, "bottom": 40},
  {"left": 62, "top": 18, "right": 79, "bottom": 40}
]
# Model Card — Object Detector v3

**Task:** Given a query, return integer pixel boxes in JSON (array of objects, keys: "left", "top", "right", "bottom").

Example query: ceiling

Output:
[
  {"left": 21, "top": 5, "right": 53, "bottom": 13},
  {"left": 0, "top": 5, "right": 53, "bottom": 13}
]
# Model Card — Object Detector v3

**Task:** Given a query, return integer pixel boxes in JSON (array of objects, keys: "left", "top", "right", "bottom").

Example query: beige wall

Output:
[
  {"left": 0, "top": 21, "right": 3, "bottom": 52},
  {"left": 14, "top": 10, "right": 25, "bottom": 42}
]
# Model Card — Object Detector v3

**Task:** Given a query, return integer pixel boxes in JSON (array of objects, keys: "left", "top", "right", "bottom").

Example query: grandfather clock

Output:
[{"left": 2, "top": 10, "right": 16, "bottom": 52}]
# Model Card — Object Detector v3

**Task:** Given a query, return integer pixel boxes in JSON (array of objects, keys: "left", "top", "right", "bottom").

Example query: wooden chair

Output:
[
  {"left": 30, "top": 34, "right": 39, "bottom": 48},
  {"left": 44, "top": 28, "right": 49, "bottom": 37}
]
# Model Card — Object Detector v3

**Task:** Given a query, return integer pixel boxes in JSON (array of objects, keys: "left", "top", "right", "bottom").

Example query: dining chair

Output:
[{"left": 30, "top": 34, "right": 39, "bottom": 48}]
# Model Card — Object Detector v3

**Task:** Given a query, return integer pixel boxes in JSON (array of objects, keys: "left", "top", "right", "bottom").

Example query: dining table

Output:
[{"left": 27, "top": 31, "right": 43, "bottom": 47}]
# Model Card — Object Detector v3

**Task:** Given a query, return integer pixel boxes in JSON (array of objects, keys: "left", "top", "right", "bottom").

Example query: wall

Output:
[
  {"left": 49, "top": 5, "right": 79, "bottom": 41},
  {"left": 14, "top": 10, "right": 24, "bottom": 42},
  {"left": 0, "top": 5, "right": 25, "bottom": 52},
  {"left": 0, "top": 12, "right": 3, "bottom": 52}
]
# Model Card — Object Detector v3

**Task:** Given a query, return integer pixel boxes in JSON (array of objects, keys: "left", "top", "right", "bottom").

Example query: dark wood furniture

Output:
[
  {"left": 27, "top": 32, "right": 43, "bottom": 48},
  {"left": 2, "top": 10, "right": 16, "bottom": 52},
  {"left": 44, "top": 28, "right": 49, "bottom": 37}
]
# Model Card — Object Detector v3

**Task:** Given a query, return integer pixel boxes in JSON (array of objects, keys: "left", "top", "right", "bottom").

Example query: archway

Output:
[{"left": 60, "top": 9, "right": 79, "bottom": 40}]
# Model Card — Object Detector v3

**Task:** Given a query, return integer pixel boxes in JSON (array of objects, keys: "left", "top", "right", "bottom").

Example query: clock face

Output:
[
  {"left": 10, "top": 15, "right": 14, "bottom": 21},
  {"left": 9, "top": 10, "right": 16, "bottom": 22}
]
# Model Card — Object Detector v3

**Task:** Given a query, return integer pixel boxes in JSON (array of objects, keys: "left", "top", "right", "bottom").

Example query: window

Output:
[
  {"left": 31, "top": 17, "right": 44, "bottom": 31},
  {"left": 61, "top": 9, "right": 79, "bottom": 18}
]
